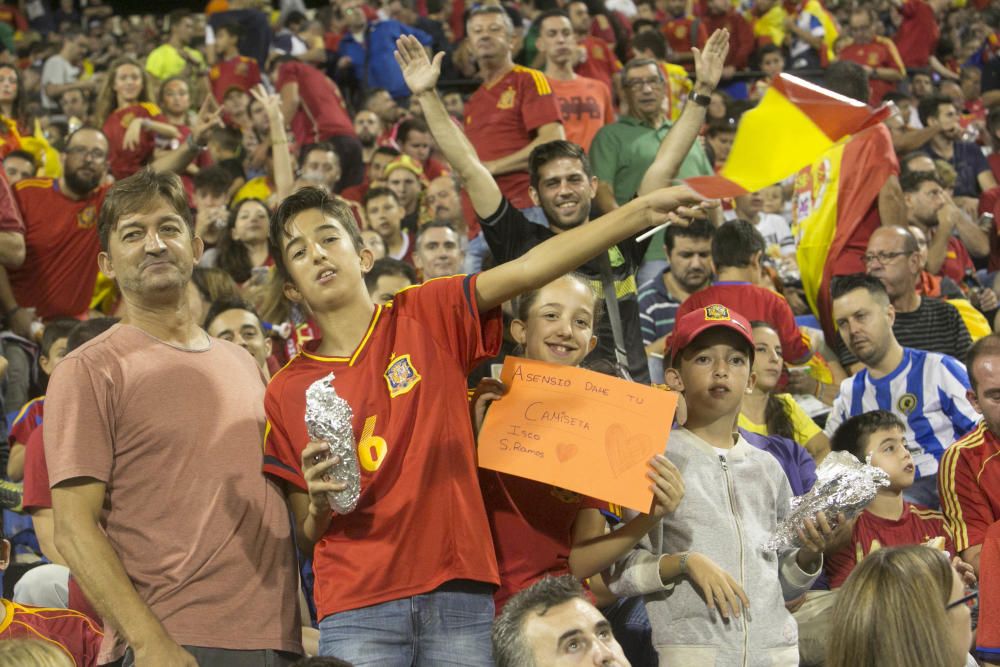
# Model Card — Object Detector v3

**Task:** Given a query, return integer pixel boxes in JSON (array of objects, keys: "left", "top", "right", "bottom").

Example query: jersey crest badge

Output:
[
  {"left": 77, "top": 204, "right": 97, "bottom": 229},
  {"left": 497, "top": 86, "right": 516, "bottom": 110},
  {"left": 384, "top": 354, "right": 422, "bottom": 397},
  {"left": 897, "top": 393, "right": 918, "bottom": 415}
]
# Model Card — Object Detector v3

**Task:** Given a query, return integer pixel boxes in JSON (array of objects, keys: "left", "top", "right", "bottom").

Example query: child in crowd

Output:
[
  {"left": 608, "top": 304, "right": 832, "bottom": 666},
  {"left": 5, "top": 319, "right": 75, "bottom": 483},
  {"left": 472, "top": 274, "right": 685, "bottom": 609}
]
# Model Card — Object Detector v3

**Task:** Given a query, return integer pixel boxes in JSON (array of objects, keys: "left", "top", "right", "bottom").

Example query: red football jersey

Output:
[
  {"left": 480, "top": 470, "right": 606, "bottom": 610},
  {"left": 23, "top": 427, "right": 50, "bottom": 511},
  {"left": 209, "top": 55, "right": 262, "bottom": 103},
  {"left": 574, "top": 36, "right": 621, "bottom": 97},
  {"left": 0, "top": 598, "right": 103, "bottom": 667},
  {"left": 263, "top": 275, "right": 503, "bottom": 619},
  {"left": 464, "top": 66, "right": 562, "bottom": 209},
  {"left": 9, "top": 396, "right": 43, "bottom": 447},
  {"left": 976, "top": 520, "right": 1000, "bottom": 659},
  {"left": 825, "top": 502, "right": 954, "bottom": 588},
  {"left": 549, "top": 76, "right": 614, "bottom": 152},
  {"left": 102, "top": 103, "right": 165, "bottom": 180},
  {"left": 275, "top": 61, "right": 354, "bottom": 147},
  {"left": 893, "top": 0, "right": 939, "bottom": 68},
  {"left": 674, "top": 282, "right": 812, "bottom": 363},
  {"left": 837, "top": 38, "right": 906, "bottom": 104},
  {"left": 9, "top": 179, "right": 108, "bottom": 319},
  {"left": 661, "top": 17, "right": 708, "bottom": 70},
  {"left": 939, "top": 421, "right": 1000, "bottom": 553}
]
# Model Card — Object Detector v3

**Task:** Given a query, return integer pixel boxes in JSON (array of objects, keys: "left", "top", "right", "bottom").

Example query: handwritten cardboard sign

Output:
[{"left": 477, "top": 357, "right": 678, "bottom": 513}]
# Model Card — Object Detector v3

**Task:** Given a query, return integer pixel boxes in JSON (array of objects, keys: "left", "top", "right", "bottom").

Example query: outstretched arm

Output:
[
  {"left": 475, "top": 187, "right": 703, "bottom": 311},
  {"left": 395, "top": 36, "right": 502, "bottom": 218},
  {"left": 638, "top": 28, "right": 729, "bottom": 195}
]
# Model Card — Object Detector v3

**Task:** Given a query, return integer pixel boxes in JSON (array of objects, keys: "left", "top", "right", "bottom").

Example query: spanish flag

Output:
[{"left": 685, "top": 73, "right": 890, "bottom": 199}]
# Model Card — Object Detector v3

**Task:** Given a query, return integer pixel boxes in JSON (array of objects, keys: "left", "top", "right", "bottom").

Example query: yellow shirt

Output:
[
  {"left": 739, "top": 393, "right": 821, "bottom": 448},
  {"left": 145, "top": 44, "right": 205, "bottom": 81}
]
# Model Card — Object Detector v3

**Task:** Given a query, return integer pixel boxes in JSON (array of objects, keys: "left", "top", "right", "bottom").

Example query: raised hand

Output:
[
  {"left": 647, "top": 454, "right": 684, "bottom": 518},
  {"left": 645, "top": 185, "right": 707, "bottom": 229},
  {"left": 394, "top": 35, "right": 444, "bottom": 96},
  {"left": 692, "top": 28, "right": 730, "bottom": 91},
  {"left": 249, "top": 83, "right": 283, "bottom": 122}
]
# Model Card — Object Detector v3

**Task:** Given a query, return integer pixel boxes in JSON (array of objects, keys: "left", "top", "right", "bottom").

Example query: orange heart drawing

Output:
[
  {"left": 605, "top": 423, "right": 652, "bottom": 477},
  {"left": 556, "top": 442, "right": 578, "bottom": 462}
]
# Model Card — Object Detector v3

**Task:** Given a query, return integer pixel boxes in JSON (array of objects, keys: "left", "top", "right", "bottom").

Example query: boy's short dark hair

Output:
[
  {"left": 535, "top": 8, "right": 571, "bottom": 31},
  {"left": 396, "top": 117, "right": 430, "bottom": 147},
  {"left": 824, "top": 61, "right": 869, "bottom": 104},
  {"left": 269, "top": 186, "right": 365, "bottom": 282},
  {"left": 830, "top": 272, "right": 890, "bottom": 305},
  {"left": 298, "top": 142, "right": 339, "bottom": 170},
  {"left": 40, "top": 319, "right": 79, "bottom": 358},
  {"left": 372, "top": 145, "right": 401, "bottom": 161},
  {"left": 193, "top": 165, "right": 234, "bottom": 198},
  {"left": 66, "top": 317, "right": 119, "bottom": 353},
  {"left": 711, "top": 219, "right": 765, "bottom": 271},
  {"left": 528, "top": 140, "right": 591, "bottom": 192},
  {"left": 364, "top": 257, "right": 417, "bottom": 292},
  {"left": 215, "top": 21, "right": 244, "bottom": 40},
  {"left": 203, "top": 296, "right": 263, "bottom": 331},
  {"left": 209, "top": 126, "right": 243, "bottom": 154},
  {"left": 4, "top": 149, "right": 35, "bottom": 168},
  {"left": 830, "top": 410, "right": 905, "bottom": 463},
  {"left": 918, "top": 94, "right": 953, "bottom": 127},
  {"left": 664, "top": 217, "right": 714, "bottom": 254},
  {"left": 899, "top": 169, "right": 941, "bottom": 194},
  {"left": 363, "top": 186, "right": 401, "bottom": 209}
]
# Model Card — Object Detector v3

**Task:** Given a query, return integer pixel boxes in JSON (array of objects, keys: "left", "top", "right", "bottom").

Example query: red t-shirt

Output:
[
  {"left": 275, "top": 61, "right": 354, "bottom": 147},
  {"left": 825, "top": 502, "right": 954, "bottom": 588},
  {"left": 939, "top": 421, "right": 1000, "bottom": 553},
  {"left": 703, "top": 11, "right": 754, "bottom": 69},
  {"left": 263, "top": 275, "right": 503, "bottom": 619},
  {"left": 837, "top": 38, "right": 906, "bottom": 104},
  {"left": 209, "top": 55, "right": 262, "bottom": 103},
  {"left": 674, "top": 282, "right": 812, "bottom": 363},
  {"left": 0, "top": 598, "right": 102, "bottom": 667},
  {"left": 0, "top": 166, "right": 23, "bottom": 236},
  {"left": 893, "top": 0, "right": 939, "bottom": 68},
  {"left": 574, "top": 36, "right": 621, "bottom": 97},
  {"left": 23, "top": 427, "right": 49, "bottom": 511},
  {"left": 9, "top": 179, "right": 108, "bottom": 319},
  {"left": 8, "top": 395, "right": 43, "bottom": 447},
  {"left": 102, "top": 102, "right": 165, "bottom": 180},
  {"left": 464, "top": 66, "right": 562, "bottom": 209},
  {"left": 480, "top": 470, "right": 606, "bottom": 610},
  {"left": 939, "top": 235, "right": 974, "bottom": 285},
  {"left": 549, "top": 76, "right": 613, "bottom": 152},
  {"left": 661, "top": 17, "right": 708, "bottom": 70}
]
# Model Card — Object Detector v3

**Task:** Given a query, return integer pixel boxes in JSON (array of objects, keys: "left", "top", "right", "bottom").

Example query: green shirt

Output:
[{"left": 590, "top": 115, "right": 713, "bottom": 261}]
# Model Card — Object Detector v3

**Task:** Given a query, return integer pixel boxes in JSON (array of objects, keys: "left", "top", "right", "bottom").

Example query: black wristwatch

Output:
[{"left": 691, "top": 92, "right": 712, "bottom": 107}]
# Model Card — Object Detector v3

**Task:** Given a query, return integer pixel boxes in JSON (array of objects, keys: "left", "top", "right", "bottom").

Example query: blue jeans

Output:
[{"left": 318, "top": 581, "right": 494, "bottom": 666}]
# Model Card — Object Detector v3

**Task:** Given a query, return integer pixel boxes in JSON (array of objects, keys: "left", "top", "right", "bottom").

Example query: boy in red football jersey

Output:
[{"left": 263, "top": 180, "right": 699, "bottom": 664}]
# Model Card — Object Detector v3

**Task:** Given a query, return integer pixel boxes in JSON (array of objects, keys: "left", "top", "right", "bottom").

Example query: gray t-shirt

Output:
[{"left": 40, "top": 54, "right": 79, "bottom": 110}]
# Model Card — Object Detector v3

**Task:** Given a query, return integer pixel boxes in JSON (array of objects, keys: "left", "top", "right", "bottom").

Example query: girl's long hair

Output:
[{"left": 94, "top": 56, "right": 156, "bottom": 125}]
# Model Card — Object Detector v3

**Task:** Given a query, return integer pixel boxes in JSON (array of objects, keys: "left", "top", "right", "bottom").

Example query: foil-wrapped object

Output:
[
  {"left": 763, "top": 450, "right": 890, "bottom": 552},
  {"left": 305, "top": 373, "right": 361, "bottom": 515}
]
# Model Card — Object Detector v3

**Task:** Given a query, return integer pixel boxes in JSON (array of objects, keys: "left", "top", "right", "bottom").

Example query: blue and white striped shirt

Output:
[{"left": 823, "top": 347, "right": 979, "bottom": 478}]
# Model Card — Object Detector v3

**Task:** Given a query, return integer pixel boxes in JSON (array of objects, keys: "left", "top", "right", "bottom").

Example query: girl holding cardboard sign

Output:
[{"left": 471, "top": 273, "right": 686, "bottom": 611}]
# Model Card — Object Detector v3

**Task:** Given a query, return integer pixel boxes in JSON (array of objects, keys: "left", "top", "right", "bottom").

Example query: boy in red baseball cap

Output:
[{"left": 605, "top": 304, "right": 836, "bottom": 665}]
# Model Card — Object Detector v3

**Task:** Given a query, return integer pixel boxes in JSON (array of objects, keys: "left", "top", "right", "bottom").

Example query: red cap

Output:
[{"left": 666, "top": 304, "right": 754, "bottom": 363}]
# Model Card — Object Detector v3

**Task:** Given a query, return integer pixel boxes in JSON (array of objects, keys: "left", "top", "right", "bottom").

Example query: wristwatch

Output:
[
  {"left": 679, "top": 551, "right": 691, "bottom": 575},
  {"left": 691, "top": 92, "right": 712, "bottom": 108}
]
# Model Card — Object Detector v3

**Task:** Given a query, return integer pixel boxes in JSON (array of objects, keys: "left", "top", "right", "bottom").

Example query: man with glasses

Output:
[
  {"left": 590, "top": 56, "right": 714, "bottom": 284},
  {"left": 837, "top": 7, "right": 906, "bottom": 104},
  {"left": 825, "top": 273, "right": 977, "bottom": 508},
  {"left": 839, "top": 225, "right": 972, "bottom": 370}
]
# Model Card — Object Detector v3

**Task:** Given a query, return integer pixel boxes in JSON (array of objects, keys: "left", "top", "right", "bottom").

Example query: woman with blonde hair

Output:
[
  {"left": 0, "top": 639, "right": 72, "bottom": 666},
  {"left": 95, "top": 56, "right": 180, "bottom": 179},
  {"left": 827, "top": 545, "right": 975, "bottom": 667}
]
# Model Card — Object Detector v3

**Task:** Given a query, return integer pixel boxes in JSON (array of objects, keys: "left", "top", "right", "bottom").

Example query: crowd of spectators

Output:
[{"left": 0, "top": 0, "right": 991, "bottom": 665}]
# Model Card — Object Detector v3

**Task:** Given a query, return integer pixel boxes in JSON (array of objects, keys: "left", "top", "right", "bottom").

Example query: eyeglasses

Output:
[
  {"left": 862, "top": 250, "right": 912, "bottom": 266},
  {"left": 947, "top": 587, "right": 978, "bottom": 610},
  {"left": 65, "top": 146, "right": 107, "bottom": 162},
  {"left": 623, "top": 77, "right": 663, "bottom": 91}
]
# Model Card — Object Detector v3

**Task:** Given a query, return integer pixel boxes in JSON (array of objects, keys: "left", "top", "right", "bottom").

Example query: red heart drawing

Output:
[{"left": 557, "top": 442, "right": 578, "bottom": 463}]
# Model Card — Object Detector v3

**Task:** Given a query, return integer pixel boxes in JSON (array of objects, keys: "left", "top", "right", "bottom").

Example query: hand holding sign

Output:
[{"left": 477, "top": 357, "right": 678, "bottom": 512}]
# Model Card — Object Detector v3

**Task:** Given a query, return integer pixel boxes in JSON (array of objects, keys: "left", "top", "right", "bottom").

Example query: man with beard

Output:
[
  {"left": 919, "top": 94, "right": 998, "bottom": 199},
  {"left": 463, "top": 5, "right": 564, "bottom": 212},
  {"left": 397, "top": 33, "right": 721, "bottom": 381},
  {"left": 637, "top": 219, "right": 712, "bottom": 380},
  {"left": 939, "top": 333, "right": 1000, "bottom": 575},
  {"left": 353, "top": 109, "right": 382, "bottom": 166},
  {"left": 824, "top": 273, "right": 978, "bottom": 508}
]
